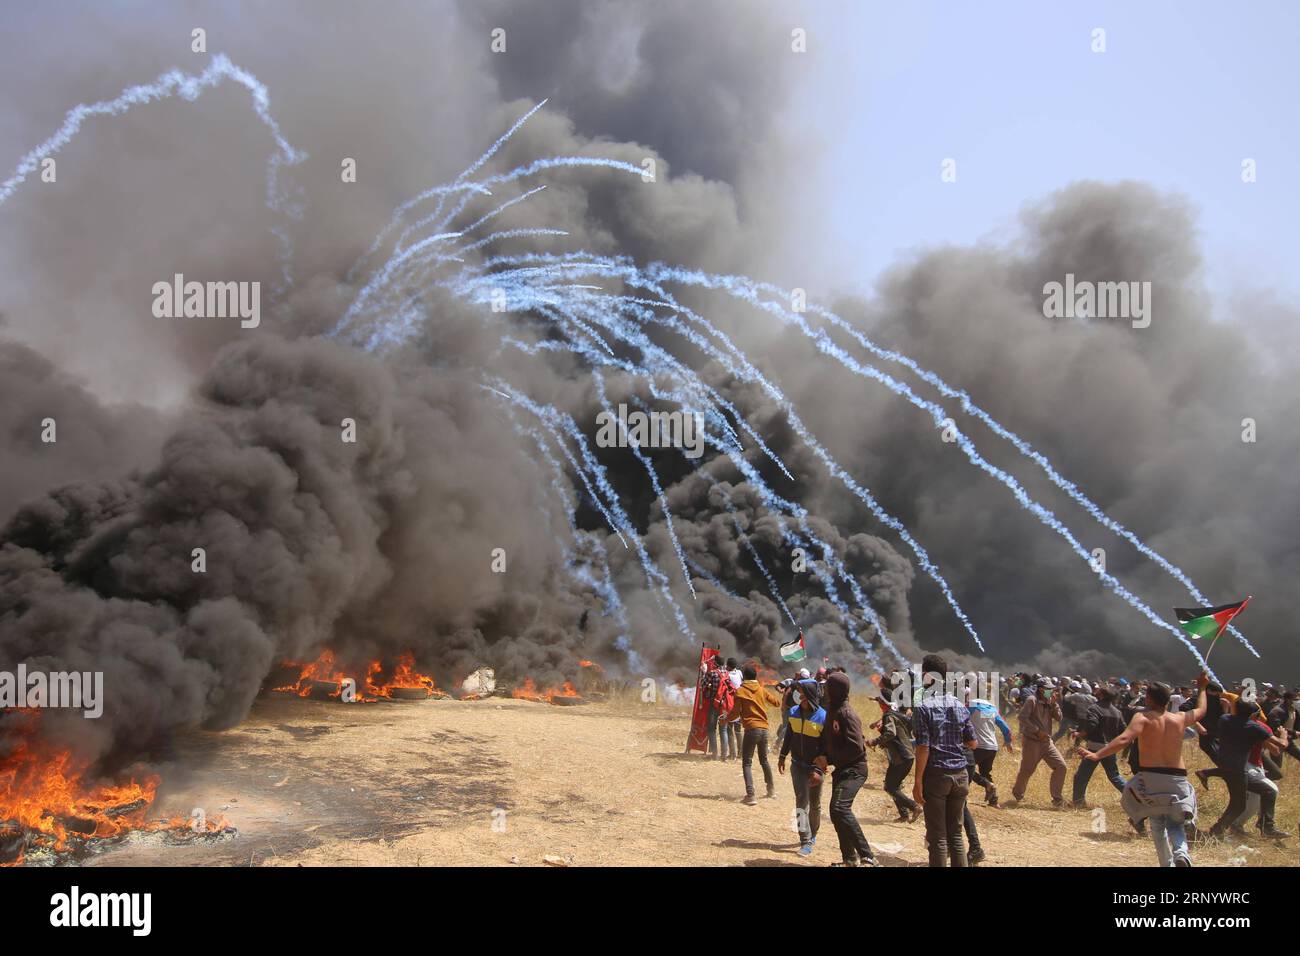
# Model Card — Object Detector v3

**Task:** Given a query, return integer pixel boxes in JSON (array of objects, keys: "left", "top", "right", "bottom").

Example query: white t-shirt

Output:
[{"left": 728, "top": 669, "right": 742, "bottom": 690}]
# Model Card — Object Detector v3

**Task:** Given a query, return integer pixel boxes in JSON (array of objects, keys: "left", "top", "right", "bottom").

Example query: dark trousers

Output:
[
  {"left": 922, "top": 767, "right": 969, "bottom": 867},
  {"left": 1073, "top": 752, "right": 1126, "bottom": 803},
  {"left": 1198, "top": 734, "right": 1219, "bottom": 763},
  {"left": 791, "top": 765, "right": 823, "bottom": 846},
  {"left": 828, "top": 765, "right": 875, "bottom": 864},
  {"left": 741, "top": 727, "right": 773, "bottom": 796},
  {"left": 883, "top": 759, "right": 918, "bottom": 814},
  {"left": 963, "top": 803, "right": 981, "bottom": 853},
  {"left": 1210, "top": 769, "right": 1276, "bottom": 833},
  {"left": 969, "top": 748, "right": 997, "bottom": 790}
]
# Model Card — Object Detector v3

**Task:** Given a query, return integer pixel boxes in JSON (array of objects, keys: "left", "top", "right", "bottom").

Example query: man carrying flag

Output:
[{"left": 1079, "top": 673, "right": 1211, "bottom": 867}]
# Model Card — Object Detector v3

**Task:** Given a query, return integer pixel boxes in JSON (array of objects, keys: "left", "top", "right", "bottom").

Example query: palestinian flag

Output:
[
  {"left": 779, "top": 632, "right": 807, "bottom": 663},
  {"left": 1175, "top": 598, "right": 1251, "bottom": 642}
]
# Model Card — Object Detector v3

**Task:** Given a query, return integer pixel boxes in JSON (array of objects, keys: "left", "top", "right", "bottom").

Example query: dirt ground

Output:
[{"left": 86, "top": 692, "right": 1300, "bottom": 868}]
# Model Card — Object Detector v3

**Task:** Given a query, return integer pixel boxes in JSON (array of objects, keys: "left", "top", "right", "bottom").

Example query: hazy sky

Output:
[{"left": 785, "top": 0, "right": 1299, "bottom": 311}]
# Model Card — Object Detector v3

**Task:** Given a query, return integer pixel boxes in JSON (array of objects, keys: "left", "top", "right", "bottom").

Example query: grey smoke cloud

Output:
[{"left": 1, "top": 1, "right": 1296, "bottom": 768}]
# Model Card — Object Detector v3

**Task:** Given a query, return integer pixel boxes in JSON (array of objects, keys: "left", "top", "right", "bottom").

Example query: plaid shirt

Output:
[{"left": 913, "top": 693, "right": 975, "bottom": 772}]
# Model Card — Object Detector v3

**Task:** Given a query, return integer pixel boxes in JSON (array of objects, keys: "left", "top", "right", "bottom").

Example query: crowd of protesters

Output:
[{"left": 695, "top": 651, "right": 1297, "bottom": 867}]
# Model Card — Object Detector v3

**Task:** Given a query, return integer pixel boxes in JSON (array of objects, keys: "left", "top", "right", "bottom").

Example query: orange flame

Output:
[
  {"left": 511, "top": 678, "right": 580, "bottom": 702},
  {"left": 273, "top": 651, "right": 444, "bottom": 701},
  {"left": 272, "top": 649, "right": 355, "bottom": 699},
  {"left": 0, "top": 713, "right": 227, "bottom": 866},
  {"left": 365, "top": 653, "right": 446, "bottom": 699}
]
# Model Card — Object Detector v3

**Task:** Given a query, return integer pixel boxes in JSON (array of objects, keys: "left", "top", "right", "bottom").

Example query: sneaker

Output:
[
  {"left": 764, "top": 789, "right": 777, "bottom": 799},
  {"left": 896, "top": 811, "right": 910, "bottom": 823},
  {"left": 797, "top": 843, "right": 814, "bottom": 857},
  {"left": 861, "top": 855, "right": 881, "bottom": 867},
  {"left": 986, "top": 786, "right": 999, "bottom": 807},
  {"left": 742, "top": 794, "right": 758, "bottom": 806},
  {"left": 909, "top": 806, "right": 923, "bottom": 823},
  {"left": 1259, "top": 826, "right": 1291, "bottom": 839},
  {"left": 967, "top": 847, "right": 986, "bottom": 865}
]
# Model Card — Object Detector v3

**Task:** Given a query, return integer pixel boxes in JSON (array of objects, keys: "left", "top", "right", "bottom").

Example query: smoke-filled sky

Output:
[{"left": 1, "top": 1, "right": 1296, "bottom": 763}]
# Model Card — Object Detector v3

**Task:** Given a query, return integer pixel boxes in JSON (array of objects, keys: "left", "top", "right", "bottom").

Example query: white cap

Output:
[{"left": 797, "top": 668, "right": 811, "bottom": 679}]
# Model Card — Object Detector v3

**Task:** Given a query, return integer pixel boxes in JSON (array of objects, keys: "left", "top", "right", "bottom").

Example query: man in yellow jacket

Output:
[{"left": 732, "top": 663, "right": 783, "bottom": 805}]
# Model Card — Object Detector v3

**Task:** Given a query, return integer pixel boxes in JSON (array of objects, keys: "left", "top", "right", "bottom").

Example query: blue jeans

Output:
[
  {"left": 707, "top": 707, "right": 723, "bottom": 756},
  {"left": 1150, "top": 813, "right": 1189, "bottom": 867},
  {"left": 1072, "top": 751, "right": 1126, "bottom": 803}
]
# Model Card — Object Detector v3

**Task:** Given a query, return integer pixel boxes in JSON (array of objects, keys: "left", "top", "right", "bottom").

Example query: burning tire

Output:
[
  {"left": 549, "top": 695, "right": 587, "bottom": 707},
  {"left": 0, "top": 822, "right": 26, "bottom": 866},
  {"left": 304, "top": 679, "right": 342, "bottom": 700},
  {"left": 387, "top": 686, "right": 431, "bottom": 700}
]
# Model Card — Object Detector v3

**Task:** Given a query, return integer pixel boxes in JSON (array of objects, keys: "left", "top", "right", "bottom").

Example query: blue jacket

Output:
[{"left": 780, "top": 703, "right": 827, "bottom": 767}]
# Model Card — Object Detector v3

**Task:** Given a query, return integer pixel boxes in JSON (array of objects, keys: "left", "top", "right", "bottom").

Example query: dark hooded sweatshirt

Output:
[{"left": 822, "top": 672, "right": 869, "bottom": 773}]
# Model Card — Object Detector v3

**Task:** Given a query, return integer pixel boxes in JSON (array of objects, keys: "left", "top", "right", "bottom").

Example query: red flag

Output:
[{"left": 686, "top": 645, "right": 721, "bottom": 753}]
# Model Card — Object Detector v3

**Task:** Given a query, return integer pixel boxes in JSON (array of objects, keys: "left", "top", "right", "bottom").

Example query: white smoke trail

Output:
[
  {"left": 685, "top": 270, "right": 1257, "bottom": 659},
  {"left": 452, "top": 253, "right": 982, "bottom": 650},
  {"left": 0, "top": 54, "right": 305, "bottom": 291},
  {"left": 592, "top": 371, "right": 696, "bottom": 599}
]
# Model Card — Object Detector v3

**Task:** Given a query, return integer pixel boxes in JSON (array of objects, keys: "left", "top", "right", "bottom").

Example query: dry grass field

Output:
[{"left": 84, "top": 689, "right": 1300, "bottom": 868}]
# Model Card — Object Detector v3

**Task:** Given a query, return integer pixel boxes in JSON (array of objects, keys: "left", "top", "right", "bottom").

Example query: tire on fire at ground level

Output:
[
  {"left": 549, "top": 695, "right": 587, "bottom": 707},
  {"left": 387, "top": 686, "right": 436, "bottom": 701}
]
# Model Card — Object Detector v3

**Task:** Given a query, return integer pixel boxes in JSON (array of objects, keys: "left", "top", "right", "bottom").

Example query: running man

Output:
[
  {"left": 778, "top": 678, "right": 827, "bottom": 857},
  {"left": 967, "top": 694, "right": 1013, "bottom": 806},
  {"left": 1078, "top": 673, "right": 1209, "bottom": 867},
  {"left": 1011, "top": 679, "right": 1066, "bottom": 806}
]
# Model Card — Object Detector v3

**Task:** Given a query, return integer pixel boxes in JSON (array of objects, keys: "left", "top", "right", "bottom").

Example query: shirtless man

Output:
[{"left": 1078, "top": 672, "right": 1209, "bottom": 867}]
